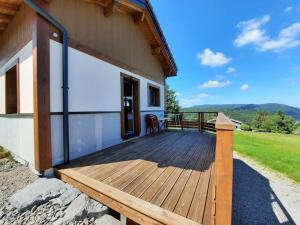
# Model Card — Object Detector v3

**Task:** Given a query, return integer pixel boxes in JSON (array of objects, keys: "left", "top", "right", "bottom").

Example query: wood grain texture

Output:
[
  {"left": 0, "top": 2, "right": 34, "bottom": 68},
  {"left": 32, "top": 0, "right": 52, "bottom": 172},
  {"left": 56, "top": 131, "right": 217, "bottom": 225},
  {"left": 48, "top": 0, "right": 166, "bottom": 84},
  {"left": 215, "top": 112, "right": 235, "bottom": 131},
  {"left": 214, "top": 128, "right": 234, "bottom": 225}
]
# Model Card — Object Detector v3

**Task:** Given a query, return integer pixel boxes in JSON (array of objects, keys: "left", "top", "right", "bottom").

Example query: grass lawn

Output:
[{"left": 234, "top": 131, "right": 300, "bottom": 183}]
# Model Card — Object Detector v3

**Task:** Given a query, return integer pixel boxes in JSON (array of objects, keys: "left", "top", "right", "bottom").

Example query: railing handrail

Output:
[
  {"left": 179, "top": 111, "right": 219, "bottom": 114},
  {"left": 166, "top": 111, "right": 219, "bottom": 132}
]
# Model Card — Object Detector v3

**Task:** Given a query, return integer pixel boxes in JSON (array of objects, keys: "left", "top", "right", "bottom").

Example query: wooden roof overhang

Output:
[
  {"left": 0, "top": 0, "right": 177, "bottom": 76},
  {"left": 0, "top": 1, "right": 21, "bottom": 32}
]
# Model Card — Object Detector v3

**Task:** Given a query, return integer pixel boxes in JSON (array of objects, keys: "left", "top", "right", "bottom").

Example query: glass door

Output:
[{"left": 123, "top": 79, "right": 135, "bottom": 137}]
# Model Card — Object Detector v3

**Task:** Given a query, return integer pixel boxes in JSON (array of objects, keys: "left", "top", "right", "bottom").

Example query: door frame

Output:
[{"left": 120, "top": 73, "right": 141, "bottom": 139}]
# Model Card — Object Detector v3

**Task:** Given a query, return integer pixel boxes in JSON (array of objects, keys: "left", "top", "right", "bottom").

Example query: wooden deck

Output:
[{"left": 56, "top": 131, "right": 216, "bottom": 225}]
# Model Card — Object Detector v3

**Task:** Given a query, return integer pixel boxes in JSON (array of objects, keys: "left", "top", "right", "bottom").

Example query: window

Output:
[
  {"left": 148, "top": 84, "right": 160, "bottom": 107},
  {"left": 5, "top": 62, "right": 19, "bottom": 114}
]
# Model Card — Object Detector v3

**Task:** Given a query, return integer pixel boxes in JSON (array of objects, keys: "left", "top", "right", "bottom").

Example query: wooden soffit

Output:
[
  {"left": 1, "top": 0, "right": 177, "bottom": 76},
  {"left": 0, "top": 0, "right": 21, "bottom": 34},
  {"left": 85, "top": 0, "right": 177, "bottom": 76}
]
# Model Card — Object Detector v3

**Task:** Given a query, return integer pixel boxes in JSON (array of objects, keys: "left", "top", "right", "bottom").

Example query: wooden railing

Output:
[
  {"left": 213, "top": 112, "right": 235, "bottom": 225},
  {"left": 166, "top": 112, "right": 218, "bottom": 132}
]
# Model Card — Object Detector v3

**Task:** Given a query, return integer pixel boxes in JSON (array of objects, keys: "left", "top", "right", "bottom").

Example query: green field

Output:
[{"left": 234, "top": 131, "right": 300, "bottom": 183}]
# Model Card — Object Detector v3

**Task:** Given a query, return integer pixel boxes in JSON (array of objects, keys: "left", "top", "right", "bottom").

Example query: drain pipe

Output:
[{"left": 24, "top": 0, "right": 70, "bottom": 164}]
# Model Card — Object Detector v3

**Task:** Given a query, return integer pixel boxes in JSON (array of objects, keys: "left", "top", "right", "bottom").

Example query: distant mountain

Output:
[{"left": 183, "top": 103, "right": 300, "bottom": 124}]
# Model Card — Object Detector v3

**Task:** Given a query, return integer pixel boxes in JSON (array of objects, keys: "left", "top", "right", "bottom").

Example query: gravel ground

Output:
[
  {"left": 0, "top": 159, "right": 38, "bottom": 208},
  {"left": 233, "top": 152, "right": 300, "bottom": 225},
  {"left": 0, "top": 159, "right": 120, "bottom": 225}
]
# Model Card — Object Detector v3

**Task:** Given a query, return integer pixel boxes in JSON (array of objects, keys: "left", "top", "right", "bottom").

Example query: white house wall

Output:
[
  {"left": 0, "top": 41, "right": 35, "bottom": 168},
  {"left": 0, "top": 41, "right": 34, "bottom": 114},
  {"left": 50, "top": 40, "right": 164, "bottom": 112},
  {"left": 50, "top": 40, "right": 165, "bottom": 165}
]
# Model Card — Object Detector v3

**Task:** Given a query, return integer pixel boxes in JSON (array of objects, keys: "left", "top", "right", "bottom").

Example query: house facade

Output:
[{"left": 0, "top": 0, "right": 177, "bottom": 173}]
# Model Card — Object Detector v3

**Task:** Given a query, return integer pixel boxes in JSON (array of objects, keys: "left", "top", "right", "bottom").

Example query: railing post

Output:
[
  {"left": 180, "top": 112, "right": 183, "bottom": 131},
  {"left": 214, "top": 113, "right": 235, "bottom": 225},
  {"left": 200, "top": 112, "right": 204, "bottom": 131},
  {"left": 198, "top": 112, "right": 201, "bottom": 132}
]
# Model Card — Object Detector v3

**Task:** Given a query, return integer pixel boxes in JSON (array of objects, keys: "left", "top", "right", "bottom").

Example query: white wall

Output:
[
  {"left": 50, "top": 40, "right": 165, "bottom": 113},
  {"left": 0, "top": 41, "right": 34, "bottom": 114},
  {"left": 51, "top": 113, "right": 122, "bottom": 165},
  {"left": 50, "top": 40, "right": 165, "bottom": 165},
  {"left": 0, "top": 117, "right": 35, "bottom": 165},
  {"left": 0, "top": 41, "right": 35, "bottom": 168}
]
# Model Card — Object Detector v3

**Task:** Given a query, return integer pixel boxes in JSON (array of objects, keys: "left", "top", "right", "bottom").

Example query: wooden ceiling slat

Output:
[
  {"left": 0, "top": 22, "right": 8, "bottom": 30},
  {"left": 0, "top": 13, "right": 11, "bottom": 23},
  {"left": 0, "top": 2, "right": 19, "bottom": 15}
]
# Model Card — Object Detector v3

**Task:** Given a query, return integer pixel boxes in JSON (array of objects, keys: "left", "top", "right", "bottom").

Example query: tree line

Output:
[
  {"left": 165, "top": 85, "right": 297, "bottom": 134},
  {"left": 241, "top": 111, "right": 296, "bottom": 134}
]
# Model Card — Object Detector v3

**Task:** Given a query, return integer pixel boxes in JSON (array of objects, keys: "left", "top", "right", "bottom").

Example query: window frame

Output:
[
  {"left": 5, "top": 58, "right": 20, "bottom": 115},
  {"left": 147, "top": 83, "right": 161, "bottom": 107}
]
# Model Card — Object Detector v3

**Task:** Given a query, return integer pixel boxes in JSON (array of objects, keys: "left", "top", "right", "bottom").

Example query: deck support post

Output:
[{"left": 214, "top": 113, "right": 235, "bottom": 225}]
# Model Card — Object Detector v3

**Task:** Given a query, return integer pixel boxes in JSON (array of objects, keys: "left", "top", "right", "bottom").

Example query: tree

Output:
[
  {"left": 261, "top": 111, "right": 296, "bottom": 134},
  {"left": 252, "top": 111, "right": 269, "bottom": 131},
  {"left": 165, "top": 85, "right": 180, "bottom": 114}
]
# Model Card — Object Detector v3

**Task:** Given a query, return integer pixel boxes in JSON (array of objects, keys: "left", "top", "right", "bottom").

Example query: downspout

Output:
[{"left": 24, "top": 0, "right": 70, "bottom": 164}]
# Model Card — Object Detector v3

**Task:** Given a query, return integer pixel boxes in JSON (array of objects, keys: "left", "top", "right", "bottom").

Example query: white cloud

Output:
[
  {"left": 285, "top": 6, "right": 293, "bottom": 12},
  {"left": 197, "top": 48, "right": 231, "bottom": 67},
  {"left": 240, "top": 84, "right": 249, "bottom": 91},
  {"left": 259, "top": 23, "right": 300, "bottom": 51},
  {"left": 234, "top": 15, "right": 300, "bottom": 52},
  {"left": 175, "top": 92, "right": 181, "bottom": 96},
  {"left": 179, "top": 93, "right": 209, "bottom": 107},
  {"left": 234, "top": 15, "right": 270, "bottom": 47},
  {"left": 227, "top": 67, "right": 236, "bottom": 74},
  {"left": 200, "top": 80, "right": 231, "bottom": 88}
]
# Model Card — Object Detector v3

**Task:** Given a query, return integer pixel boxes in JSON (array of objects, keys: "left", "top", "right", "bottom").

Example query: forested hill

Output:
[{"left": 182, "top": 103, "right": 300, "bottom": 124}]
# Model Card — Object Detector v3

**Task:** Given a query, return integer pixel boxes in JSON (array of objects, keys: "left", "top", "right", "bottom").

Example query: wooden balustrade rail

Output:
[
  {"left": 213, "top": 112, "right": 235, "bottom": 225},
  {"left": 166, "top": 112, "right": 218, "bottom": 132}
]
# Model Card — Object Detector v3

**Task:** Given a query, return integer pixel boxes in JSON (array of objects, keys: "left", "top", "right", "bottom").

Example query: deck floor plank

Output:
[
  {"left": 188, "top": 144, "right": 215, "bottom": 222},
  {"left": 81, "top": 133, "right": 178, "bottom": 179},
  {"left": 136, "top": 133, "right": 197, "bottom": 200},
  {"left": 56, "top": 131, "right": 216, "bottom": 225}
]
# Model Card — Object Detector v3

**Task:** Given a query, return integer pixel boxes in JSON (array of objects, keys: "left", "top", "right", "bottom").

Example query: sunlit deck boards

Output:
[{"left": 56, "top": 131, "right": 216, "bottom": 225}]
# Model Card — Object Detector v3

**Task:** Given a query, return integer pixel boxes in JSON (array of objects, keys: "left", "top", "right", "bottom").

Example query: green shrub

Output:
[{"left": 240, "top": 124, "right": 252, "bottom": 131}]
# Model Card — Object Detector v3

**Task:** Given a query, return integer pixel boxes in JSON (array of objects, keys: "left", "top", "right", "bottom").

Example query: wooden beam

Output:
[
  {"left": 0, "top": 14, "right": 11, "bottom": 23},
  {"left": 151, "top": 46, "right": 162, "bottom": 55},
  {"left": 103, "top": 0, "right": 120, "bottom": 17},
  {"left": 0, "top": 22, "right": 8, "bottom": 30},
  {"left": 214, "top": 113, "right": 234, "bottom": 225},
  {"left": 32, "top": 1, "right": 52, "bottom": 172},
  {"left": 0, "top": 2, "right": 19, "bottom": 16},
  {"left": 134, "top": 12, "right": 145, "bottom": 24},
  {"left": 56, "top": 169, "right": 201, "bottom": 225}
]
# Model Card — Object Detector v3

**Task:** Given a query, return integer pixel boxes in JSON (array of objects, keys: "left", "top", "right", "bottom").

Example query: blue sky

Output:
[{"left": 151, "top": 0, "right": 300, "bottom": 108}]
